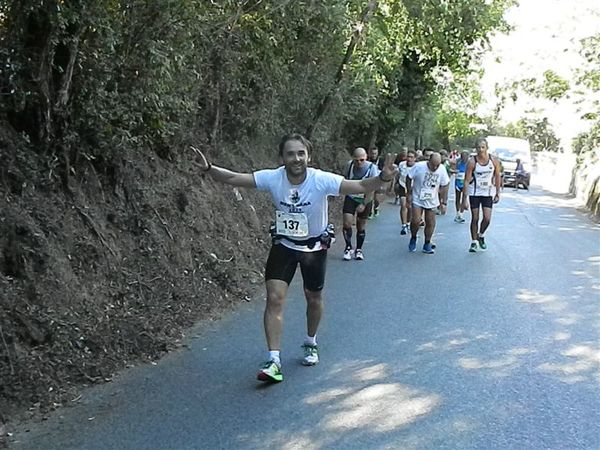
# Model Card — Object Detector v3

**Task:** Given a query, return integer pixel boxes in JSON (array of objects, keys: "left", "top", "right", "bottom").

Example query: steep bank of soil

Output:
[{"left": 0, "top": 125, "right": 347, "bottom": 438}]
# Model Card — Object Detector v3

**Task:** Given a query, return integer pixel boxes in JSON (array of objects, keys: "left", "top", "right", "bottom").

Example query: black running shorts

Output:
[
  {"left": 469, "top": 195, "right": 493, "bottom": 209},
  {"left": 395, "top": 185, "right": 407, "bottom": 197},
  {"left": 343, "top": 196, "right": 372, "bottom": 219},
  {"left": 265, "top": 243, "right": 328, "bottom": 292}
]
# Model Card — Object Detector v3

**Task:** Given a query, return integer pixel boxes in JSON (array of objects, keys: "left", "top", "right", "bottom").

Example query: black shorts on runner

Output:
[
  {"left": 265, "top": 243, "right": 327, "bottom": 291},
  {"left": 469, "top": 195, "right": 493, "bottom": 209},
  {"left": 395, "top": 185, "right": 407, "bottom": 197},
  {"left": 343, "top": 196, "right": 372, "bottom": 219}
]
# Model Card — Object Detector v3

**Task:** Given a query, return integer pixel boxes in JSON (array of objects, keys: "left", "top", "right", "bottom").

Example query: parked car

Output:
[{"left": 486, "top": 136, "right": 532, "bottom": 189}]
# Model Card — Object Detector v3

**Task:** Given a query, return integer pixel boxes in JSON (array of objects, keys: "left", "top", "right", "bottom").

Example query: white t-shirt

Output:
[
  {"left": 408, "top": 161, "right": 450, "bottom": 209},
  {"left": 254, "top": 167, "right": 343, "bottom": 252},
  {"left": 398, "top": 161, "right": 412, "bottom": 188}
]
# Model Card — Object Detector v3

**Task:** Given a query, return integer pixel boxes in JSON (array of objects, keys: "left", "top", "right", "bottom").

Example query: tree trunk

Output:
[
  {"left": 305, "top": 1, "right": 378, "bottom": 139},
  {"left": 441, "top": 130, "right": 450, "bottom": 151},
  {"left": 368, "top": 122, "right": 378, "bottom": 149}
]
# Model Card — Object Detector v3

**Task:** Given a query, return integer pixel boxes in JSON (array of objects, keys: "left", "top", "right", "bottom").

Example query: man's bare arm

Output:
[{"left": 191, "top": 146, "right": 256, "bottom": 188}]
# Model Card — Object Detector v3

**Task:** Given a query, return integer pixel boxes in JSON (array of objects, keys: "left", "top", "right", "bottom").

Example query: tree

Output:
[{"left": 501, "top": 116, "right": 561, "bottom": 152}]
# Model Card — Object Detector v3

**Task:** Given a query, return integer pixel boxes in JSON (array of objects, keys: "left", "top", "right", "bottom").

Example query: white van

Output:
[{"left": 486, "top": 136, "right": 532, "bottom": 188}]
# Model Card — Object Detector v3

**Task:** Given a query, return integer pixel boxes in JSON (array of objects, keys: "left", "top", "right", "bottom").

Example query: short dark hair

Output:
[
  {"left": 278, "top": 133, "right": 313, "bottom": 156},
  {"left": 475, "top": 137, "right": 488, "bottom": 147}
]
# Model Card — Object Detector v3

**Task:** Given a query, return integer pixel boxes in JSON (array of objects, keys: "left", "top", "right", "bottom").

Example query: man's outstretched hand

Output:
[
  {"left": 380, "top": 153, "right": 399, "bottom": 181},
  {"left": 190, "top": 145, "right": 210, "bottom": 171}
]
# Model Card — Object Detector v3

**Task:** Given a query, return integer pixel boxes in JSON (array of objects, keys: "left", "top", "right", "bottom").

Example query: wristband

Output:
[{"left": 379, "top": 172, "right": 392, "bottom": 183}]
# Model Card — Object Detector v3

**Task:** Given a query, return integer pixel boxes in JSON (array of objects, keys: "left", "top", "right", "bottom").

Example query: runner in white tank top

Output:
[
  {"left": 468, "top": 157, "right": 497, "bottom": 197},
  {"left": 461, "top": 137, "right": 501, "bottom": 252}
]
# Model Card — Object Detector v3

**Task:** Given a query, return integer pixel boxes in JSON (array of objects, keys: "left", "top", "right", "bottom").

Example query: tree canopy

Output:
[{"left": 1, "top": 0, "right": 514, "bottom": 174}]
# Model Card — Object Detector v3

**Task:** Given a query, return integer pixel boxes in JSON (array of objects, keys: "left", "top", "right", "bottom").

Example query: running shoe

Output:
[
  {"left": 400, "top": 224, "right": 408, "bottom": 235},
  {"left": 374, "top": 209, "right": 380, "bottom": 217},
  {"left": 478, "top": 236, "right": 487, "bottom": 251},
  {"left": 458, "top": 216, "right": 466, "bottom": 223},
  {"left": 422, "top": 242, "right": 435, "bottom": 254},
  {"left": 301, "top": 344, "right": 319, "bottom": 366},
  {"left": 343, "top": 248, "right": 353, "bottom": 261},
  {"left": 469, "top": 242, "right": 478, "bottom": 253},
  {"left": 408, "top": 237, "right": 417, "bottom": 252},
  {"left": 354, "top": 249, "right": 364, "bottom": 260},
  {"left": 257, "top": 360, "right": 283, "bottom": 382}
]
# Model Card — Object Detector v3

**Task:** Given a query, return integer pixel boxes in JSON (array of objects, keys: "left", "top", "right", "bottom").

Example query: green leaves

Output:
[{"left": 1, "top": 0, "right": 515, "bottom": 167}]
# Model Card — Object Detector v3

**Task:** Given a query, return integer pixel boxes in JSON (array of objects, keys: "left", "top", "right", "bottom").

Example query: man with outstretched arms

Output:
[
  {"left": 191, "top": 134, "right": 397, "bottom": 383},
  {"left": 406, "top": 152, "right": 450, "bottom": 254},
  {"left": 396, "top": 149, "right": 416, "bottom": 235},
  {"left": 461, "top": 137, "right": 502, "bottom": 252},
  {"left": 341, "top": 147, "right": 379, "bottom": 261},
  {"left": 453, "top": 150, "right": 470, "bottom": 223}
]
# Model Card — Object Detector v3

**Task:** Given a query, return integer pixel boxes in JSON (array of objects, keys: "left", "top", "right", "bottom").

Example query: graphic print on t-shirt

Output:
[
  {"left": 289, "top": 189, "right": 300, "bottom": 204},
  {"left": 420, "top": 171, "right": 440, "bottom": 200}
]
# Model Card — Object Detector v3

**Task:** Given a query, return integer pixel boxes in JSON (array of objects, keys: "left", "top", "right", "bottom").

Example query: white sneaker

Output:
[
  {"left": 301, "top": 344, "right": 319, "bottom": 366},
  {"left": 355, "top": 249, "right": 364, "bottom": 260},
  {"left": 343, "top": 248, "right": 353, "bottom": 261}
]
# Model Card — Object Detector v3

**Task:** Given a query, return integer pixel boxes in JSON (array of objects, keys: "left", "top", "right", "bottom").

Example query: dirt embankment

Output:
[{"left": 0, "top": 125, "right": 348, "bottom": 435}]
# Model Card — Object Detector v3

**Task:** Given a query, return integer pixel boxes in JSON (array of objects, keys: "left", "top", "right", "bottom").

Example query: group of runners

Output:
[
  {"left": 191, "top": 133, "right": 502, "bottom": 383},
  {"left": 342, "top": 137, "right": 502, "bottom": 258}
]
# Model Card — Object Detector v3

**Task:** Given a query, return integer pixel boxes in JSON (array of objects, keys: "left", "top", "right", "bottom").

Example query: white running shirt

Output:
[
  {"left": 468, "top": 157, "right": 497, "bottom": 197},
  {"left": 398, "top": 161, "right": 412, "bottom": 188},
  {"left": 408, "top": 161, "right": 450, "bottom": 209},
  {"left": 254, "top": 167, "right": 343, "bottom": 252}
]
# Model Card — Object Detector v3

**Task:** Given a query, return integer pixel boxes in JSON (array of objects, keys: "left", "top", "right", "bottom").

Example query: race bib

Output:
[
  {"left": 420, "top": 187, "right": 435, "bottom": 201},
  {"left": 479, "top": 180, "right": 491, "bottom": 188},
  {"left": 456, "top": 173, "right": 465, "bottom": 181},
  {"left": 275, "top": 211, "right": 309, "bottom": 238},
  {"left": 350, "top": 193, "right": 365, "bottom": 200}
]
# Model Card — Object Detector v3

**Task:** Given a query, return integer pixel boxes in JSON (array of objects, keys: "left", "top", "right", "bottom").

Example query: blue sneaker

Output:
[
  {"left": 422, "top": 242, "right": 435, "bottom": 254},
  {"left": 408, "top": 237, "right": 417, "bottom": 252}
]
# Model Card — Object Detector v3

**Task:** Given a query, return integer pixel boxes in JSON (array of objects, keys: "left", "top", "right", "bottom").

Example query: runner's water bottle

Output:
[{"left": 320, "top": 223, "right": 335, "bottom": 248}]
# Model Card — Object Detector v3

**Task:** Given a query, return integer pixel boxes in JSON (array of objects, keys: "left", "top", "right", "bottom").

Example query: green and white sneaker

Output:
[
  {"left": 301, "top": 344, "right": 319, "bottom": 366},
  {"left": 478, "top": 236, "right": 487, "bottom": 251},
  {"left": 257, "top": 360, "right": 283, "bottom": 382},
  {"left": 469, "top": 242, "right": 478, "bottom": 253}
]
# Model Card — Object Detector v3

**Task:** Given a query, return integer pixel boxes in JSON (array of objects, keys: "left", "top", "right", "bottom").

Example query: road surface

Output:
[{"left": 10, "top": 186, "right": 600, "bottom": 450}]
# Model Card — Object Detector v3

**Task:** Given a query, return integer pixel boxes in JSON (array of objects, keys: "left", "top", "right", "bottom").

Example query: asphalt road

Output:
[{"left": 10, "top": 186, "right": 600, "bottom": 450}]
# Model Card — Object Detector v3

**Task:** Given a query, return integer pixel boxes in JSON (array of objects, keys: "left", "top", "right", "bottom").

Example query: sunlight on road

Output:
[
  {"left": 253, "top": 361, "right": 442, "bottom": 449},
  {"left": 458, "top": 355, "right": 519, "bottom": 371},
  {"left": 517, "top": 193, "right": 581, "bottom": 209},
  {"left": 456, "top": 347, "right": 536, "bottom": 377},
  {"left": 516, "top": 289, "right": 585, "bottom": 325},
  {"left": 553, "top": 332, "right": 571, "bottom": 341},
  {"left": 516, "top": 290, "right": 561, "bottom": 304},
  {"left": 537, "top": 344, "right": 600, "bottom": 384},
  {"left": 319, "top": 383, "right": 440, "bottom": 433}
]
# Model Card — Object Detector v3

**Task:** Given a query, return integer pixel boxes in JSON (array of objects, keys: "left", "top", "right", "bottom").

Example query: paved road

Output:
[{"left": 10, "top": 187, "right": 600, "bottom": 450}]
